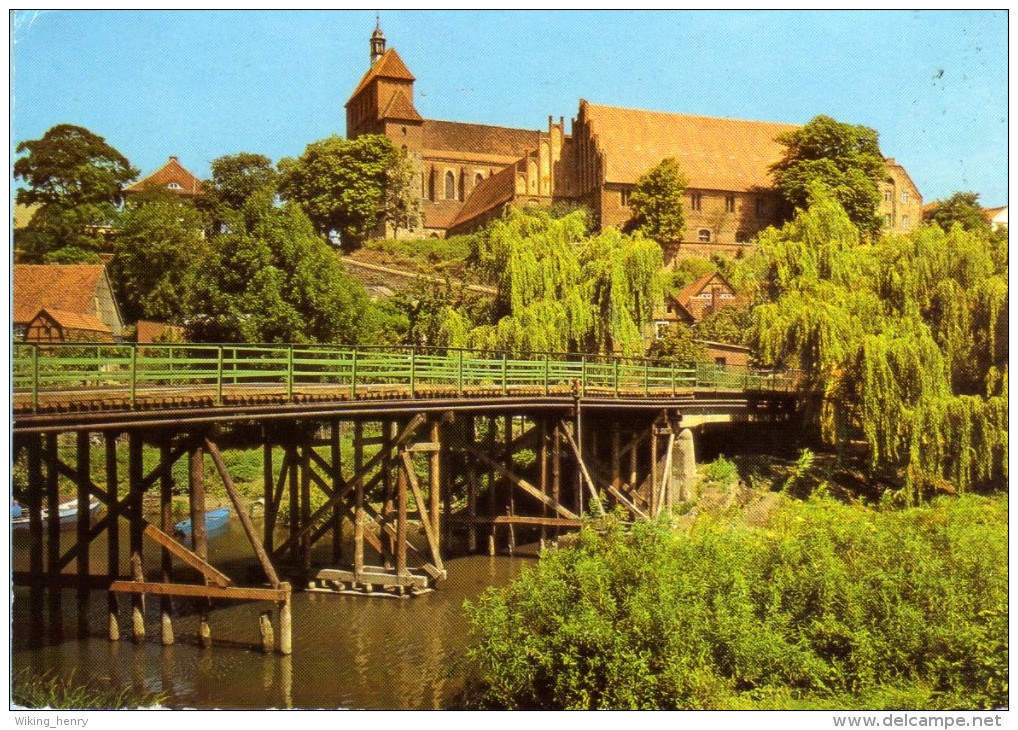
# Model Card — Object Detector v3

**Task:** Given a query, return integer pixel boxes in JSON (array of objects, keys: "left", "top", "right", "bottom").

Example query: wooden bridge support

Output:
[{"left": 13, "top": 428, "right": 292, "bottom": 655}]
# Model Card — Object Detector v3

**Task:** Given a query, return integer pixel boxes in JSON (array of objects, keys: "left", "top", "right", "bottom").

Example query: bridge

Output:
[{"left": 12, "top": 342, "right": 800, "bottom": 655}]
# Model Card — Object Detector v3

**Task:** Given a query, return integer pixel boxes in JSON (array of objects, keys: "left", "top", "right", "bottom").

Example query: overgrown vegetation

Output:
[
  {"left": 462, "top": 496, "right": 1008, "bottom": 710},
  {"left": 12, "top": 669, "right": 165, "bottom": 709}
]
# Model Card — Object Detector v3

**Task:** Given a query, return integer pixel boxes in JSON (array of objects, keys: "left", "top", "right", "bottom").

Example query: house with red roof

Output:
[
  {"left": 660, "top": 272, "right": 747, "bottom": 326},
  {"left": 14, "top": 264, "right": 125, "bottom": 342},
  {"left": 125, "top": 156, "right": 203, "bottom": 199}
]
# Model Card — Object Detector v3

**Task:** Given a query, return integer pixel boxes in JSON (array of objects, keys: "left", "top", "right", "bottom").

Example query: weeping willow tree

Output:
[
  {"left": 750, "top": 184, "right": 1008, "bottom": 496},
  {"left": 466, "top": 206, "right": 662, "bottom": 355}
]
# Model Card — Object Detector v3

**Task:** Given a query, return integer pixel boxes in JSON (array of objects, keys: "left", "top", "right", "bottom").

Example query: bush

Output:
[
  {"left": 13, "top": 669, "right": 164, "bottom": 709},
  {"left": 461, "top": 495, "right": 1007, "bottom": 709},
  {"left": 701, "top": 455, "right": 738, "bottom": 487}
]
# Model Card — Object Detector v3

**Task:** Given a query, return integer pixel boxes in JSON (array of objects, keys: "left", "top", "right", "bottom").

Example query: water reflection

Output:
[{"left": 12, "top": 524, "right": 532, "bottom": 709}]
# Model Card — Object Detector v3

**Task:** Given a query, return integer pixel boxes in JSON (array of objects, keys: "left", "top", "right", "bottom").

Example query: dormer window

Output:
[{"left": 167, "top": 182, "right": 182, "bottom": 190}]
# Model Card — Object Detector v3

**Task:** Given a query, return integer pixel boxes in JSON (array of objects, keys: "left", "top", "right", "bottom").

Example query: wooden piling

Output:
[
  {"left": 330, "top": 421, "right": 342, "bottom": 564},
  {"left": 129, "top": 433, "right": 145, "bottom": 643},
  {"left": 278, "top": 583, "right": 292, "bottom": 655},
  {"left": 540, "top": 418, "right": 549, "bottom": 542},
  {"left": 106, "top": 433, "right": 119, "bottom": 641},
  {"left": 76, "top": 431, "right": 90, "bottom": 637},
  {"left": 353, "top": 422, "right": 364, "bottom": 582},
  {"left": 189, "top": 442, "right": 211, "bottom": 648},
  {"left": 259, "top": 611, "right": 274, "bottom": 654},
  {"left": 287, "top": 445, "right": 298, "bottom": 565},
  {"left": 299, "top": 445, "right": 311, "bottom": 576},
  {"left": 396, "top": 443, "right": 408, "bottom": 577},
  {"left": 429, "top": 420, "right": 441, "bottom": 557},
  {"left": 381, "top": 421, "right": 394, "bottom": 570},
  {"left": 160, "top": 442, "right": 174, "bottom": 646},
  {"left": 27, "top": 434, "right": 44, "bottom": 643},
  {"left": 46, "top": 433, "right": 63, "bottom": 641},
  {"left": 263, "top": 437, "right": 274, "bottom": 551},
  {"left": 466, "top": 417, "right": 478, "bottom": 552},
  {"left": 650, "top": 422, "right": 659, "bottom": 517}
]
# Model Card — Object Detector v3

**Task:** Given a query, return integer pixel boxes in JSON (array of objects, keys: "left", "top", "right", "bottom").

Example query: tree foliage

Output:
[
  {"left": 749, "top": 186, "right": 1008, "bottom": 496},
  {"left": 646, "top": 324, "right": 709, "bottom": 364},
  {"left": 463, "top": 497, "right": 1008, "bottom": 709},
  {"left": 278, "top": 134, "right": 413, "bottom": 249},
  {"left": 923, "top": 191, "right": 991, "bottom": 233},
  {"left": 625, "top": 157, "right": 687, "bottom": 244},
  {"left": 384, "top": 146, "right": 423, "bottom": 237},
  {"left": 181, "top": 192, "right": 370, "bottom": 344},
  {"left": 771, "top": 115, "right": 885, "bottom": 237},
  {"left": 110, "top": 191, "right": 207, "bottom": 323},
  {"left": 467, "top": 207, "right": 662, "bottom": 355},
  {"left": 14, "top": 124, "right": 138, "bottom": 261}
]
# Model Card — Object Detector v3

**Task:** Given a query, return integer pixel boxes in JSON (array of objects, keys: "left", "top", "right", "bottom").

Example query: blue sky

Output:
[{"left": 11, "top": 10, "right": 1008, "bottom": 205}]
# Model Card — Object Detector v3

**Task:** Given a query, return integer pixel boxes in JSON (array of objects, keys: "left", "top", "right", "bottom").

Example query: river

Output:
[{"left": 11, "top": 519, "right": 534, "bottom": 709}]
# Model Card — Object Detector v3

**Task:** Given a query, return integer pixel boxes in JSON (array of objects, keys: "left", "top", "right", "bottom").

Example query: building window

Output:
[
  {"left": 725, "top": 195, "right": 735, "bottom": 213},
  {"left": 884, "top": 190, "right": 892, "bottom": 203},
  {"left": 621, "top": 188, "right": 631, "bottom": 207},
  {"left": 715, "top": 357, "right": 727, "bottom": 366},
  {"left": 690, "top": 193, "right": 702, "bottom": 211},
  {"left": 901, "top": 215, "right": 910, "bottom": 230},
  {"left": 756, "top": 198, "right": 767, "bottom": 216},
  {"left": 167, "top": 182, "right": 182, "bottom": 190},
  {"left": 735, "top": 230, "right": 749, "bottom": 243},
  {"left": 698, "top": 229, "right": 711, "bottom": 242},
  {"left": 401, "top": 126, "right": 407, "bottom": 136},
  {"left": 655, "top": 322, "right": 670, "bottom": 340},
  {"left": 884, "top": 214, "right": 893, "bottom": 228},
  {"left": 475, "top": 172, "right": 484, "bottom": 186},
  {"left": 444, "top": 171, "right": 456, "bottom": 200},
  {"left": 902, "top": 191, "right": 910, "bottom": 204}
]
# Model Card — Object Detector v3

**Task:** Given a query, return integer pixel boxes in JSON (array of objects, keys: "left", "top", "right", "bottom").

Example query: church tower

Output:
[{"left": 345, "top": 22, "right": 424, "bottom": 147}]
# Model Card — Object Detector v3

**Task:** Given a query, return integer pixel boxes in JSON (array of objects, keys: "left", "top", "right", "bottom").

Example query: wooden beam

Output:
[
  {"left": 110, "top": 580, "right": 289, "bottom": 602},
  {"left": 407, "top": 441, "right": 441, "bottom": 452},
  {"left": 559, "top": 422, "right": 604, "bottom": 516},
  {"left": 353, "top": 421, "right": 365, "bottom": 578},
  {"left": 141, "top": 524, "right": 231, "bottom": 588},
  {"left": 272, "top": 414, "right": 427, "bottom": 557},
  {"left": 448, "top": 514, "right": 583, "bottom": 528},
  {"left": 205, "top": 437, "right": 280, "bottom": 587},
  {"left": 400, "top": 450, "right": 443, "bottom": 572},
  {"left": 465, "top": 445, "right": 579, "bottom": 520}
]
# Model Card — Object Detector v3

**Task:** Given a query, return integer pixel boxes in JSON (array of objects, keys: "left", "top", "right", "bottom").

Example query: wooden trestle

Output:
[{"left": 13, "top": 406, "right": 700, "bottom": 652}]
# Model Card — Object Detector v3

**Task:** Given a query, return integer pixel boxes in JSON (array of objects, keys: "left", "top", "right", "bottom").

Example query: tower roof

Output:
[{"left": 346, "top": 48, "right": 416, "bottom": 105}]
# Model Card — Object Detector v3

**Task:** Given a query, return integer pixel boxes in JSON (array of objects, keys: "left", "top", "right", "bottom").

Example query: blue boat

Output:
[
  {"left": 12, "top": 497, "right": 101, "bottom": 530},
  {"left": 175, "top": 507, "right": 230, "bottom": 537}
]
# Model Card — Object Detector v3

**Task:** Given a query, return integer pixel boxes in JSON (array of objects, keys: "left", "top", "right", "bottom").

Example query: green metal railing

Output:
[{"left": 12, "top": 342, "right": 800, "bottom": 411}]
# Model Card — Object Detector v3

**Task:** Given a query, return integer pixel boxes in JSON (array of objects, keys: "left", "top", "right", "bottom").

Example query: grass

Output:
[
  {"left": 362, "top": 234, "right": 475, "bottom": 271},
  {"left": 12, "top": 669, "right": 165, "bottom": 709}
]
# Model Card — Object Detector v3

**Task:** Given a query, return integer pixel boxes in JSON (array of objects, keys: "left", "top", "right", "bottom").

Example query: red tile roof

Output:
[
  {"left": 346, "top": 49, "right": 416, "bottom": 104},
  {"left": 671, "top": 272, "right": 746, "bottom": 322},
  {"left": 125, "top": 156, "right": 203, "bottom": 197},
  {"left": 581, "top": 101, "right": 798, "bottom": 192},
  {"left": 422, "top": 120, "right": 541, "bottom": 157},
  {"left": 14, "top": 264, "right": 107, "bottom": 324},
  {"left": 449, "top": 164, "right": 517, "bottom": 231},
  {"left": 422, "top": 199, "right": 466, "bottom": 230},
  {"left": 33, "top": 308, "right": 111, "bottom": 334},
  {"left": 381, "top": 89, "right": 424, "bottom": 122}
]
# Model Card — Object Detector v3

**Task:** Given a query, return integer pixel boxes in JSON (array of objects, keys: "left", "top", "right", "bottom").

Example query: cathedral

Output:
[{"left": 346, "top": 23, "right": 923, "bottom": 259}]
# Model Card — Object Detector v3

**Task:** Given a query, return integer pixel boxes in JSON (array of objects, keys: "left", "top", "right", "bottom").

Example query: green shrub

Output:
[
  {"left": 461, "top": 495, "right": 1007, "bottom": 709},
  {"left": 701, "top": 455, "right": 738, "bottom": 487}
]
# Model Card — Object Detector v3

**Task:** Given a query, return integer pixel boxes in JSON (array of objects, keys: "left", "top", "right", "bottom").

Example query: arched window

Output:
[
  {"left": 698, "top": 229, "right": 711, "bottom": 242},
  {"left": 475, "top": 172, "right": 484, "bottom": 186},
  {"left": 167, "top": 182, "right": 182, "bottom": 190},
  {"left": 445, "top": 171, "right": 456, "bottom": 200}
]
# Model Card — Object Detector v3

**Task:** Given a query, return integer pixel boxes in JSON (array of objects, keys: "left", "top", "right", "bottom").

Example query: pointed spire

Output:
[{"left": 370, "top": 14, "right": 386, "bottom": 65}]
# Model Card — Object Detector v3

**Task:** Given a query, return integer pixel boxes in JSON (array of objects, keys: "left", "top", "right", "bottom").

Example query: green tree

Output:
[
  {"left": 278, "top": 134, "right": 407, "bottom": 249},
  {"left": 924, "top": 191, "right": 991, "bottom": 233},
  {"left": 750, "top": 186, "right": 1007, "bottom": 496},
  {"left": 646, "top": 324, "right": 709, "bottom": 364},
  {"left": 110, "top": 190, "right": 207, "bottom": 323},
  {"left": 771, "top": 115, "right": 885, "bottom": 237},
  {"left": 182, "top": 192, "right": 371, "bottom": 344},
  {"left": 697, "top": 305, "right": 752, "bottom": 345},
  {"left": 14, "top": 124, "right": 138, "bottom": 261},
  {"left": 625, "top": 157, "right": 687, "bottom": 243},
  {"left": 384, "top": 146, "right": 423, "bottom": 237}
]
